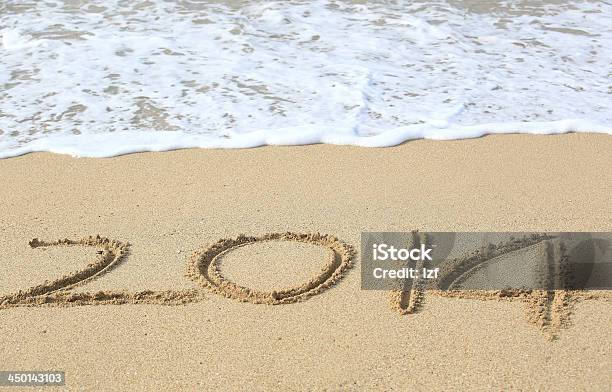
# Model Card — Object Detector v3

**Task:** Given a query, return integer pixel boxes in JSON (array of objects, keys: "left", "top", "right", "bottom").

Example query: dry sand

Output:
[{"left": 0, "top": 133, "right": 611, "bottom": 390}]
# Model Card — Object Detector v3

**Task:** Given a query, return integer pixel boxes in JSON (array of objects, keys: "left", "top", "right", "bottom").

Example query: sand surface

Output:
[{"left": 0, "top": 133, "right": 611, "bottom": 390}]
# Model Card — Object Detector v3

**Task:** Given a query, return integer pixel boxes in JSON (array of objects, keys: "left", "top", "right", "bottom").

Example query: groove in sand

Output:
[
  {"left": 186, "top": 232, "right": 355, "bottom": 304},
  {"left": 432, "top": 235, "right": 612, "bottom": 340},
  {"left": 1, "top": 233, "right": 354, "bottom": 309},
  {"left": 0, "top": 236, "right": 204, "bottom": 308},
  {"left": 389, "top": 231, "right": 429, "bottom": 315}
]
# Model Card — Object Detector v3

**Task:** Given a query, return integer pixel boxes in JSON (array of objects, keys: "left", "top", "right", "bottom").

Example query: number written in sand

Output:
[
  {"left": 3, "top": 233, "right": 610, "bottom": 340},
  {"left": 0, "top": 233, "right": 355, "bottom": 309}
]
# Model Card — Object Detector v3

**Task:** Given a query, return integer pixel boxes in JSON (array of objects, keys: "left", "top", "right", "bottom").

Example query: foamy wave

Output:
[
  {"left": 0, "top": 0, "right": 610, "bottom": 157},
  {"left": 1, "top": 119, "right": 609, "bottom": 158}
]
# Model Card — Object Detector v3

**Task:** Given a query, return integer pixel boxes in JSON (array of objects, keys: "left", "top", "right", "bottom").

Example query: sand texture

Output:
[{"left": 0, "top": 133, "right": 611, "bottom": 390}]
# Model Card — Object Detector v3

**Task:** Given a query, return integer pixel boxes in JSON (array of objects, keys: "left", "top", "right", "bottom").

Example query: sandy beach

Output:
[{"left": 0, "top": 133, "right": 610, "bottom": 390}]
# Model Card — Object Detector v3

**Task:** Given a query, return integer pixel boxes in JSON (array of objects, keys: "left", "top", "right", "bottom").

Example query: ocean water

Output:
[{"left": 0, "top": 0, "right": 610, "bottom": 157}]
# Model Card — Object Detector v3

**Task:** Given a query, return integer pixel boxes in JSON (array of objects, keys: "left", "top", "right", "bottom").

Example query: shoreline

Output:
[{"left": 2, "top": 126, "right": 612, "bottom": 159}]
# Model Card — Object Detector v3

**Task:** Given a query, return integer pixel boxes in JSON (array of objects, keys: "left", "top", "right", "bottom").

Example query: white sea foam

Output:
[{"left": 0, "top": 0, "right": 610, "bottom": 158}]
